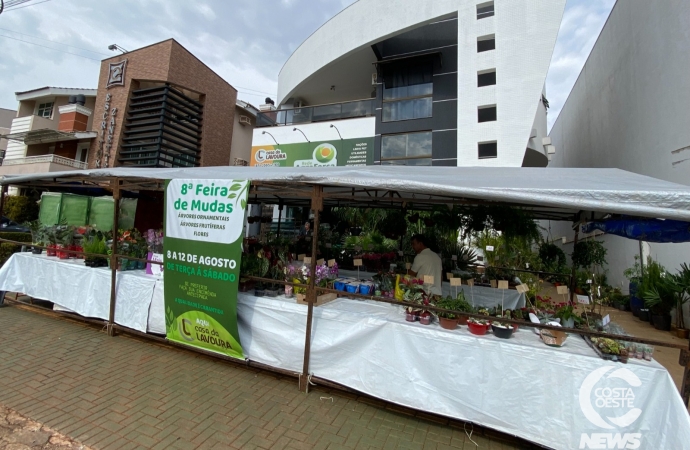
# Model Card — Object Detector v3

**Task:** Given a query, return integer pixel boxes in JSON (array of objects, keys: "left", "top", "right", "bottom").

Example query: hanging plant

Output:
[
  {"left": 408, "top": 213, "right": 420, "bottom": 224},
  {"left": 423, "top": 218, "right": 435, "bottom": 228}
]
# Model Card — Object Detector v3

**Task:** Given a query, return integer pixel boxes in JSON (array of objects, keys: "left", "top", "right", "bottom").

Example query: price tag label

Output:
[
  {"left": 576, "top": 295, "right": 590, "bottom": 305},
  {"left": 447, "top": 273, "right": 454, "bottom": 279},
  {"left": 486, "top": 246, "right": 494, "bottom": 252},
  {"left": 297, "top": 254, "right": 306, "bottom": 261},
  {"left": 466, "top": 279, "right": 475, "bottom": 287},
  {"left": 325, "top": 243, "right": 332, "bottom": 249},
  {"left": 556, "top": 285, "right": 569, "bottom": 295},
  {"left": 423, "top": 275, "right": 435, "bottom": 285},
  {"left": 398, "top": 251, "right": 404, "bottom": 257},
  {"left": 354, "top": 259, "right": 363, "bottom": 267},
  {"left": 526, "top": 263, "right": 530, "bottom": 269},
  {"left": 490, "top": 280, "right": 498, "bottom": 288},
  {"left": 452, "top": 255, "right": 458, "bottom": 261},
  {"left": 304, "top": 257, "right": 312, "bottom": 265},
  {"left": 587, "top": 279, "right": 592, "bottom": 285},
  {"left": 317, "top": 259, "right": 325, "bottom": 266},
  {"left": 515, "top": 284, "right": 529, "bottom": 294},
  {"left": 497, "top": 280, "right": 509, "bottom": 290},
  {"left": 450, "top": 278, "right": 462, "bottom": 287},
  {"left": 405, "top": 262, "right": 411, "bottom": 270},
  {"left": 328, "top": 259, "right": 336, "bottom": 267},
  {"left": 602, "top": 314, "right": 611, "bottom": 327}
]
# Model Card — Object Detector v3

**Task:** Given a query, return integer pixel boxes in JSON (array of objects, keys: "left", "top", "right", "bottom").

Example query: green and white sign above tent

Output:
[{"left": 163, "top": 179, "right": 249, "bottom": 360}]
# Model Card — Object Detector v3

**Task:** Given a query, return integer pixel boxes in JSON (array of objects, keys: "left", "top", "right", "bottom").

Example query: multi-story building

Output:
[
  {"left": 0, "top": 88, "right": 97, "bottom": 176},
  {"left": 546, "top": 1, "right": 690, "bottom": 300},
  {"left": 87, "top": 39, "right": 239, "bottom": 169},
  {"left": 0, "top": 108, "right": 16, "bottom": 161},
  {"left": 252, "top": 0, "right": 565, "bottom": 168}
]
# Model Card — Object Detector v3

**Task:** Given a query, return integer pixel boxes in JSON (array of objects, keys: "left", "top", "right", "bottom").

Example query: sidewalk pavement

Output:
[{"left": 0, "top": 306, "right": 525, "bottom": 450}]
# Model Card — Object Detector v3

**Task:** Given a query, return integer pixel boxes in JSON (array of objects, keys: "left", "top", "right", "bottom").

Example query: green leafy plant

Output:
[
  {"left": 623, "top": 255, "right": 642, "bottom": 282},
  {"left": 639, "top": 259, "right": 678, "bottom": 316},
  {"left": 572, "top": 240, "right": 607, "bottom": 269},
  {"left": 3, "top": 195, "right": 39, "bottom": 224}
]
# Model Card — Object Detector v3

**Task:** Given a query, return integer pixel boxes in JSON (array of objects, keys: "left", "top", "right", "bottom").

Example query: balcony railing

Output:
[
  {"left": 2, "top": 154, "right": 88, "bottom": 170},
  {"left": 256, "top": 99, "right": 375, "bottom": 127}
]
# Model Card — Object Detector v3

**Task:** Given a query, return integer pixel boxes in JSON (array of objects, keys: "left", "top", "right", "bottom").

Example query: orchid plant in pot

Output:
[{"left": 400, "top": 277, "right": 425, "bottom": 322}]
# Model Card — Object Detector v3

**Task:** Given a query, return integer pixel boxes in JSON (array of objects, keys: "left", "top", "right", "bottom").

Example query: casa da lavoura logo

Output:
[
  {"left": 254, "top": 148, "right": 287, "bottom": 164},
  {"left": 578, "top": 367, "right": 643, "bottom": 449},
  {"left": 106, "top": 59, "right": 127, "bottom": 89}
]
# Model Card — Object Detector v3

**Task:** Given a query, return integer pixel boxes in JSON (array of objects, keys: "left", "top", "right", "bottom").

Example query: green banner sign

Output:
[
  {"left": 163, "top": 179, "right": 249, "bottom": 359},
  {"left": 250, "top": 137, "right": 374, "bottom": 167}
]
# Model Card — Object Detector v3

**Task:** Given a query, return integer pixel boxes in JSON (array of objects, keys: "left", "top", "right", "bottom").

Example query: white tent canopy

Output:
[{"left": 3, "top": 166, "right": 690, "bottom": 221}]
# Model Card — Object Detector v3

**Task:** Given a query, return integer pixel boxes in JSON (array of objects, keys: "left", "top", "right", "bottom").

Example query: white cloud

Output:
[{"left": 545, "top": 0, "right": 616, "bottom": 130}]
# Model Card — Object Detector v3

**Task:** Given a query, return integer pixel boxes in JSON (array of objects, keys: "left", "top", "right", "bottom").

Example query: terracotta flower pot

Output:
[
  {"left": 439, "top": 317, "right": 458, "bottom": 330},
  {"left": 456, "top": 315, "right": 469, "bottom": 325}
]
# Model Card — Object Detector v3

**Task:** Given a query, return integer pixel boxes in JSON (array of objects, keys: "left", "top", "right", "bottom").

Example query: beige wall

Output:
[{"left": 230, "top": 106, "right": 254, "bottom": 164}]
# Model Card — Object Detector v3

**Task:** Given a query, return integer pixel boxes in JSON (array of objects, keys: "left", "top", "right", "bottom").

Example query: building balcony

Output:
[
  {"left": 256, "top": 99, "right": 375, "bottom": 127},
  {"left": 0, "top": 154, "right": 88, "bottom": 176}
]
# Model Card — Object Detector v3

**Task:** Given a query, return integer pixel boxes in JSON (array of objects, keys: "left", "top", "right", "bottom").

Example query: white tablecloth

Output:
[
  {"left": 0, "top": 253, "right": 159, "bottom": 333},
  {"left": 1, "top": 254, "right": 688, "bottom": 449}
]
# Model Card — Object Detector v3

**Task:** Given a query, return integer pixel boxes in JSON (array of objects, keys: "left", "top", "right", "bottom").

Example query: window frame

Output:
[
  {"left": 478, "top": 105, "right": 497, "bottom": 123},
  {"left": 477, "top": 69, "right": 497, "bottom": 88},
  {"left": 381, "top": 131, "right": 433, "bottom": 165},
  {"left": 381, "top": 61, "right": 434, "bottom": 122},
  {"left": 36, "top": 101, "right": 55, "bottom": 119},
  {"left": 477, "top": 35, "right": 496, "bottom": 53},
  {"left": 476, "top": 2, "right": 495, "bottom": 20},
  {"left": 478, "top": 141, "right": 498, "bottom": 159}
]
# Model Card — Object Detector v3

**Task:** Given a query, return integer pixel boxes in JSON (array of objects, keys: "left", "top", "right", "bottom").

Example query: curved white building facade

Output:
[{"left": 258, "top": 0, "right": 565, "bottom": 168}]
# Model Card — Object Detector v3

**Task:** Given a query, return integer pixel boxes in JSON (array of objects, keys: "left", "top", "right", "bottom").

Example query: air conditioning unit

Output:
[
  {"left": 372, "top": 73, "right": 378, "bottom": 85},
  {"left": 239, "top": 115, "right": 251, "bottom": 126}
]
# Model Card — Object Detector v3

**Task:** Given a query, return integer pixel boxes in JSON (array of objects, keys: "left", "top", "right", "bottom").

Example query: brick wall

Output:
[{"left": 87, "top": 39, "right": 237, "bottom": 168}]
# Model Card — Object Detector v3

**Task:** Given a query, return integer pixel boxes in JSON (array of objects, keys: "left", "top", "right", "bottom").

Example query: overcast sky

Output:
[{"left": 0, "top": 0, "right": 615, "bottom": 128}]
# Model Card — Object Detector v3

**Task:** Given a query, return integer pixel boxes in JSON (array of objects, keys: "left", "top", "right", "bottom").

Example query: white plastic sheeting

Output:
[
  {"left": 4, "top": 165, "right": 690, "bottom": 220},
  {"left": 2, "top": 256, "right": 688, "bottom": 448},
  {"left": 0, "top": 253, "right": 157, "bottom": 332},
  {"left": 237, "top": 295, "right": 690, "bottom": 450}
]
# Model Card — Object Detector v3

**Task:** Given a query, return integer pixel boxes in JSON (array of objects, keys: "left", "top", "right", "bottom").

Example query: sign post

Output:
[{"left": 163, "top": 179, "right": 249, "bottom": 360}]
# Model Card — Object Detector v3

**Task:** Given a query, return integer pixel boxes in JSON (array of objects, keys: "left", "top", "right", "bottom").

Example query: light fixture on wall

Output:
[
  {"left": 107, "top": 44, "right": 129, "bottom": 54},
  {"left": 329, "top": 124, "right": 343, "bottom": 140},
  {"left": 293, "top": 127, "right": 310, "bottom": 142},
  {"left": 261, "top": 131, "right": 279, "bottom": 145}
]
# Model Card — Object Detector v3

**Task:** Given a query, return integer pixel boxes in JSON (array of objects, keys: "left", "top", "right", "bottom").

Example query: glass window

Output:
[
  {"left": 381, "top": 132, "right": 432, "bottom": 165},
  {"left": 478, "top": 141, "right": 498, "bottom": 159},
  {"left": 477, "top": 2, "right": 494, "bottom": 19},
  {"left": 477, "top": 37, "right": 496, "bottom": 53},
  {"left": 478, "top": 106, "right": 497, "bottom": 123},
  {"left": 37, "top": 102, "right": 54, "bottom": 118},
  {"left": 382, "top": 61, "right": 433, "bottom": 122},
  {"left": 382, "top": 97, "right": 432, "bottom": 122},
  {"left": 478, "top": 70, "right": 496, "bottom": 87}
]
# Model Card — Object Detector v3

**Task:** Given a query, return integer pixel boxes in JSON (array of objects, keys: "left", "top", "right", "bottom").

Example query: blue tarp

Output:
[{"left": 583, "top": 218, "right": 690, "bottom": 243}]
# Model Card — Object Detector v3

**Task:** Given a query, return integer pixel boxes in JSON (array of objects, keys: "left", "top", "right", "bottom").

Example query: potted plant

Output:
[
  {"left": 555, "top": 304, "right": 580, "bottom": 329},
  {"left": 435, "top": 296, "right": 460, "bottom": 330},
  {"left": 491, "top": 321, "right": 514, "bottom": 339},
  {"left": 467, "top": 318, "right": 490, "bottom": 336},
  {"left": 624, "top": 255, "right": 643, "bottom": 316},
  {"left": 640, "top": 259, "right": 677, "bottom": 331},
  {"left": 253, "top": 253, "right": 270, "bottom": 297},
  {"left": 24, "top": 220, "right": 44, "bottom": 254},
  {"left": 56, "top": 226, "right": 74, "bottom": 260},
  {"left": 671, "top": 263, "right": 690, "bottom": 339},
  {"left": 454, "top": 292, "right": 474, "bottom": 325}
]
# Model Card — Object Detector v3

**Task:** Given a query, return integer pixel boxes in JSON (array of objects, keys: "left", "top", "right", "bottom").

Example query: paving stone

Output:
[{"left": 0, "top": 306, "right": 534, "bottom": 450}]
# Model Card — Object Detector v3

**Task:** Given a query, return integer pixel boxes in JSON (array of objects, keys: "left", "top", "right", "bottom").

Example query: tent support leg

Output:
[
  {"left": 569, "top": 224, "right": 580, "bottom": 304},
  {"left": 300, "top": 186, "right": 322, "bottom": 393},
  {"left": 681, "top": 343, "right": 690, "bottom": 409},
  {"left": 276, "top": 202, "right": 283, "bottom": 238},
  {"left": 107, "top": 178, "right": 120, "bottom": 337}
]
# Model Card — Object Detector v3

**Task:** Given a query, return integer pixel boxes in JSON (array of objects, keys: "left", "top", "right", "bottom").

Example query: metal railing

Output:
[
  {"left": 2, "top": 154, "right": 88, "bottom": 170},
  {"left": 256, "top": 98, "right": 375, "bottom": 127}
]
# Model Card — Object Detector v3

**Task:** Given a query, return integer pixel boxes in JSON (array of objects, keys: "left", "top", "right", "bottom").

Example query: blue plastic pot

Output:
[
  {"left": 345, "top": 284, "right": 359, "bottom": 294},
  {"left": 359, "top": 285, "right": 372, "bottom": 295},
  {"left": 334, "top": 281, "right": 346, "bottom": 291}
]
